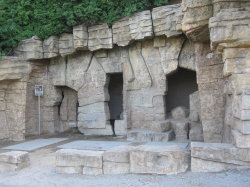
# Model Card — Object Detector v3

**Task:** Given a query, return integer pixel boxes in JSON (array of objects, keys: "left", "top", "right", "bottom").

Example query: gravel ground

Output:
[
  {"left": 0, "top": 135, "right": 249, "bottom": 187},
  {"left": 0, "top": 167, "right": 249, "bottom": 187}
]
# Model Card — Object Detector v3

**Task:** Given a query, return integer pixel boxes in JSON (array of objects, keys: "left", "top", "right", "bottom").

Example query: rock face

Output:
[
  {"left": 43, "top": 36, "right": 59, "bottom": 58},
  {"left": 130, "top": 144, "right": 190, "bottom": 175},
  {"left": 59, "top": 33, "right": 76, "bottom": 56},
  {"left": 0, "top": 57, "right": 29, "bottom": 141},
  {"left": 15, "top": 36, "right": 43, "bottom": 60},
  {"left": 0, "top": 151, "right": 30, "bottom": 172},
  {"left": 2, "top": 1, "right": 250, "bottom": 174},
  {"left": 73, "top": 24, "right": 88, "bottom": 50},
  {"left": 210, "top": 7, "right": 250, "bottom": 51},
  {"left": 152, "top": 4, "right": 182, "bottom": 37},
  {"left": 88, "top": 23, "right": 113, "bottom": 51},
  {"left": 182, "top": 0, "right": 213, "bottom": 41}
]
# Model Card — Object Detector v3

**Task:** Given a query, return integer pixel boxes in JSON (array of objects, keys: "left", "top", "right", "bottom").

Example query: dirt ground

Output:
[{"left": 0, "top": 134, "right": 249, "bottom": 187}]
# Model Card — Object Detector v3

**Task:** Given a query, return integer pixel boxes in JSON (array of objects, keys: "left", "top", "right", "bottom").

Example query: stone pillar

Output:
[{"left": 209, "top": 7, "right": 250, "bottom": 146}]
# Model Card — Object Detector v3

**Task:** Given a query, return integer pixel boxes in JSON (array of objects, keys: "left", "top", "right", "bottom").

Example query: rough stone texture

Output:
[
  {"left": 56, "top": 149, "right": 104, "bottom": 175},
  {"left": 43, "top": 36, "right": 59, "bottom": 59},
  {"left": 127, "top": 129, "right": 174, "bottom": 142},
  {"left": 171, "top": 120, "right": 189, "bottom": 141},
  {"left": 158, "top": 37, "right": 185, "bottom": 75},
  {"left": 195, "top": 43, "right": 225, "bottom": 143},
  {"left": 0, "top": 151, "right": 29, "bottom": 172},
  {"left": 191, "top": 142, "right": 250, "bottom": 172},
  {"left": 152, "top": 4, "right": 182, "bottom": 37},
  {"left": 213, "top": 0, "right": 250, "bottom": 16},
  {"left": 112, "top": 17, "right": 132, "bottom": 47},
  {"left": 209, "top": 8, "right": 250, "bottom": 51},
  {"left": 59, "top": 33, "right": 76, "bottom": 56},
  {"left": 130, "top": 145, "right": 190, "bottom": 174},
  {"left": 189, "top": 123, "right": 204, "bottom": 141},
  {"left": 189, "top": 91, "right": 200, "bottom": 122},
  {"left": 182, "top": 0, "right": 213, "bottom": 41},
  {"left": 0, "top": 57, "right": 31, "bottom": 81},
  {"left": 171, "top": 106, "right": 189, "bottom": 120},
  {"left": 73, "top": 24, "right": 88, "bottom": 50},
  {"left": 179, "top": 40, "right": 196, "bottom": 71},
  {"left": 15, "top": 36, "right": 43, "bottom": 60},
  {"left": 0, "top": 57, "right": 30, "bottom": 141},
  {"left": 88, "top": 23, "right": 113, "bottom": 51},
  {"left": 103, "top": 145, "right": 134, "bottom": 163},
  {"left": 103, "top": 162, "right": 130, "bottom": 174},
  {"left": 129, "top": 10, "right": 153, "bottom": 40},
  {"left": 232, "top": 130, "right": 250, "bottom": 148}
]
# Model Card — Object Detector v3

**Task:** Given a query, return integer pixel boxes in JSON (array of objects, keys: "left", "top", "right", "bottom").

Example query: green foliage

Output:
[{"left": 0, "top": 0, "right": 168, "bottom": 54}]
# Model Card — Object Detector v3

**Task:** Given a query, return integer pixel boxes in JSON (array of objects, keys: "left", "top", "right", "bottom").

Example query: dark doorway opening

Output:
[
  {"left": 108, "top": 73, "right": 123, "bottom": 136},
  {"left": 166, "top": 68, "right": 198, "bottom": 113}
]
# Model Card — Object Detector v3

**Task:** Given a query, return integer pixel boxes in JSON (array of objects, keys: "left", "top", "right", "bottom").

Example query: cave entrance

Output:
[
  {"left": 107, "top": 73, "right": 123, "bottom": 135},
  {"left": 166, "top": 68, "right": 198, "bottom": 113}
]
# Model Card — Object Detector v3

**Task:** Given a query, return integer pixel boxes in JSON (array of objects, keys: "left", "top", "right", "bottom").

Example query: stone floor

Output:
[{"left": 0, "top": 133, "right": 249, "bottom": 186}]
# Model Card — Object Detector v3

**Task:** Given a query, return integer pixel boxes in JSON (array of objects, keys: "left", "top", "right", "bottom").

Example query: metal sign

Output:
[{"left": 35, "top": 85, "right": 43, "bottom": 96}]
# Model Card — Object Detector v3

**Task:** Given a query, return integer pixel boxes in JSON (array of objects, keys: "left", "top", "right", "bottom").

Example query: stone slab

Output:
[
  {"left": 56, "top": 149, "right": 103, "bottom": 168},
  {"left": 130, "top": 144, "right": 190, "bottom": 175},
  {"left": 58, "top": 140, "right": 130, "bottom": 151},
  {"left": 2, "top": 138, "right": 68, "bottom": 151},
  {"left": 103, "top": 162, "right": 130, "bottom": 174},
  {"left": 103, "top": 145, "right": 136, "bottom": 163}
]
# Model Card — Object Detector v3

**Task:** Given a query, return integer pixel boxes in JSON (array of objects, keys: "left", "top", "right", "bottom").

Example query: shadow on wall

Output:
[
  {"left": 166, "top": 68, "right": 198, "bottom": 113},
  {"left": 107, "top": 73, "right": 124, "bottom": 135}
]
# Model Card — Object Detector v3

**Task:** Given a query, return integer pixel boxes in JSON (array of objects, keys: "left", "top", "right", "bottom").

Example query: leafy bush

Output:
[{"left": 0, "top": 0, "right": 168, "bottom": 55}]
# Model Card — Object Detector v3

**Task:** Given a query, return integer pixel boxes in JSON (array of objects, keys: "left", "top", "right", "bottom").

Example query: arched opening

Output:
[{"left": 166, "top": 68, "right": 198, "bottom": 113}]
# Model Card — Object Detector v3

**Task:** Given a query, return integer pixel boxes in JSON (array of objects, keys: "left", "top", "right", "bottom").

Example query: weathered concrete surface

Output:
[
  {"left": 43, "top": 36, "right": 59, "bottom": 58},
  {"left": 191, "top": 142, "right": 250, "bottom": 172},
  {"left": 209, "top": 7, "right": 250, "bottom": 51},
  {"left": 130, "top": 144, "right": 190, "bottom": 174},
  {"left": 73, "top": 24, "right": 88, "bottom": 50},
  {"left": 0, "top": 151, "right": 29, "bottom": 172},
  {"left": 14, "top": 36, "right": 43, "bottom": 60},
  {"left": 0, "top": 57, "right": 31, "bottom": 81},
  {"left": 152, "top": 4, "right": 182, "bottom": 37},
  {"left": 59, "top": 33, "right": 76, "bottom": 56},
  {"left": 56, "top": 149, "right": 104, "bottom": 175},
  {"left": 182, "top": 0, "right": 212, "bottom": 41},
  {"left": 88, "top": 23, "right": 113, "bottom": 51}
]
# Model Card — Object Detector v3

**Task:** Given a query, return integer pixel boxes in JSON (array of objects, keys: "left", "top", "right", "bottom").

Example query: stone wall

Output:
[
  {"left": 0, "top": 57, "right": 30, "bottom": 141},
  {"left": 0, "top": 0, "right": 247, "bottom": 146}
]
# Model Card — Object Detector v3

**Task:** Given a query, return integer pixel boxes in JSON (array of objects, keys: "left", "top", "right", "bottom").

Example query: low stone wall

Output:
[{"left": 55, "top": 144, "right": 190, "bottom": 175}]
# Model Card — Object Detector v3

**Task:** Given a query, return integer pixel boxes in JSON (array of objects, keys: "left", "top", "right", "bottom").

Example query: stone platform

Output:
[{"left": 56, "top": 142, "right": 190, "bottom": 175}]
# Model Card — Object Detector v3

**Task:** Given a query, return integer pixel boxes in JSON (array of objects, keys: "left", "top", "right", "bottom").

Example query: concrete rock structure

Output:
[{"left": 1, "top": 0, "right": 250, "bottom": 174}]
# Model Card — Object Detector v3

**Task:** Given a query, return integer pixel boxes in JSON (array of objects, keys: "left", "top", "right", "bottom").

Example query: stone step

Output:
[{"left": 127, "top": 129, "right": 174, "bottom": 142}]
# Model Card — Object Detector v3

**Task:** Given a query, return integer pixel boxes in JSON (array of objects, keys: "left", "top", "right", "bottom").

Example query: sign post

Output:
[{"left": 35, "top": 85, "right": 43, "bottom": 136}]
